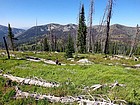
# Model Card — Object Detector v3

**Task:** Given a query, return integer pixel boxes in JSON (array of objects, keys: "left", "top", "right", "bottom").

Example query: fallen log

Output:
[
  {"left": 26, "top": 56, "right": 41, "bottom": 62},
  {"left": 82, "top": 81, "right": 125, "bottom": 93},
  {"left": 109, "top": 81, "right": 126, "bottom": 89},
  {"left": 14, "top": 86, "right": 126, "bottom": 105},
  {"left": 90, "top": 84, "right": 103, "bottom": 91},
  {"left": 2, "top": 74, "right": 60, "bottom": 87}
]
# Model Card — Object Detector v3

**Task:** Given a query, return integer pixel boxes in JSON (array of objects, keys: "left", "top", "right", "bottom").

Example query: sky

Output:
[{"left": 0, "top": 0, "right": 140, "bottom": 29}]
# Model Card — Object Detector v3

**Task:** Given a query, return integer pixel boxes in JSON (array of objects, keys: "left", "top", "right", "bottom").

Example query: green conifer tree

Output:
[
  {"left": 77, "top": 4, "right": 87, "bottom": 53},
  {"left": 8, "top": 23, "right": 14, "bottom": 51},
  {"left": 65, "top": 34, "right": 74, "bottom": 58},
  {"left": 43, "top": 37, "right": 49, "bottom": 51}
]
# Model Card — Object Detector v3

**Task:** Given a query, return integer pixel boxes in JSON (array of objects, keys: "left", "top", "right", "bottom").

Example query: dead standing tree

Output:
[
  {"left": 129, "top": 24, "right": 140, "bottom": 57},
  {"left": 104, "top": 0, "right": 113, "bottom": 54},
  {"left": 49, "top": 24, "right": 54, "bottom": 52},
  {"left": 35, "top": 19, "right": 38, "bottom": 51},
  {"left": 96, "top": 0, "right": 114, "bottom": 54},
  {"left": 87, "top": 0, "right": 94, "bottom": 53},
  {"left": 3, "top": 37, "right": 10, "bottom": 59},
  {"left": 3, "top": 24, "right": 18, "bottom": 59},
  {"left": 96, "top": 6, "right": 108, "bottom": 53}
]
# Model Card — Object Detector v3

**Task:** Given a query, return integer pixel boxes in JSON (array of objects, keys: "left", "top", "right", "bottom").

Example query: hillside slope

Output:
[{"left": 17, "top": 23, "right": 137, "bottom": 44}]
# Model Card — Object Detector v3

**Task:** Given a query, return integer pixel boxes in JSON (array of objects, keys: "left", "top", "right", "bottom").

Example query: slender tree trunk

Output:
[
  {"left": 104, "top": 0, "right": 113, "bottom": 54},
  {"left": 54, "top": 35, "right": 57, "bottom": 51},
  {"left": 49, "top": 24, "right": 54, "bottom": 52},
  {"left": 129, "top": 24, "right": 139, "bottom": 57},
  {"left": 87, "top": 0, "right": 94, "bottom": 53},
  {"left": 3, "top": 37, "right": 10, "bottom": 59},
  {"left": 104, "top": 21, "right": 110, "bottom": 54}
]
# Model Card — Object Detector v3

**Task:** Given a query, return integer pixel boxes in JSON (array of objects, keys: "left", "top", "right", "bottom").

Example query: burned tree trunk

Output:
[
  {"left": 129, "top": 24, "right": 140, "bottom": 57},
  {"left": 104, "top": 0, "right": 113, "bottom": 54},
  {"left": 49, "top": 24, "right": 54, "bottom": 52},
  {"left": 3, "top": 37, "right": 10, "bottom": 59},
  {"left": 87, "top": 0, "right": 94, "bottom": 53}
]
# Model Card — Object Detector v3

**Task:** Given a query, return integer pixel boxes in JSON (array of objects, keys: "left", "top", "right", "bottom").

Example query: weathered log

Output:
[
  {"left": 15, "top": 86, "right": 125, "bottom": 105},
  {"left": 2, "top": 74, "right": 60, "bottom": 87},
  {"left": 110, "top": 81, "right": 126, "bottom": 89},
  {"left": 90, "top": 84, "right": 103, "bottom": 91}
]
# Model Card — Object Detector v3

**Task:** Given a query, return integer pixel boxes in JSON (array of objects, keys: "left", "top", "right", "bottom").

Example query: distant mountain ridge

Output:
[
  {"left": 17, "top": 23, "right": 137, "bottom": 44},
  {"left": 0, "top": 23, "right": 138, "bottom": 46},
  {"left": 17, "top": 23, "right": 77, "bottom": 44},
  {"left": 0, "top": 25, "right": 25, "bottom": 43}
]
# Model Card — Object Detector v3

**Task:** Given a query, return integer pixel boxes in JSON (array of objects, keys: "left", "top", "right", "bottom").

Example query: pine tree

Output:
[
  {"left": 8, "top": 23, "right": 14, "bottom": 51},
  {"left": 65, "top": 34, "right": 74, "bottom": 58},
  {"left": 77, "top": 4, "right": 87, "bottom": 53},
  {"left": 43, "top": 37, "right": 49, "bottom": 51}
]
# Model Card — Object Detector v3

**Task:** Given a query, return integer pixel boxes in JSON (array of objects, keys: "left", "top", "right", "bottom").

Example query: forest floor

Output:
[{"left": 0, "top": 50, "right": 140, "bottom": 104}]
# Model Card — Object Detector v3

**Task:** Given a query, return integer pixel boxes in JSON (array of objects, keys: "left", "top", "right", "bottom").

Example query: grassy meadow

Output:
[{"left": 0, "top": 50, "right": 140, "bottom": 104}]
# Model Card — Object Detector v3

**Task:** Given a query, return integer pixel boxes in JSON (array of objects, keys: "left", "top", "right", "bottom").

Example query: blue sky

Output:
[{"left": 0, "top": 0, "right": 140, "bottom": 29}]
